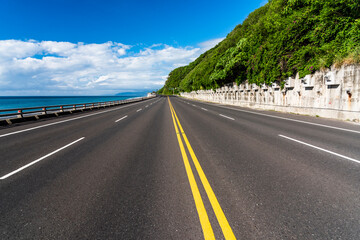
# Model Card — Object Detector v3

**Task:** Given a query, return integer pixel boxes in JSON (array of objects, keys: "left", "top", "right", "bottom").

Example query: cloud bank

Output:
[
  {"left": 198, "top": 38, "right": 225, "bottom": 51},
  {"left": 0, "top": 39, "right": 221, "bottom": 96}
]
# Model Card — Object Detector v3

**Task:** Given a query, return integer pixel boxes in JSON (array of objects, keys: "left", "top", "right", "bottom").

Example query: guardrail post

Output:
[
  {"left": 83, "top": 104, "right": 86, "bottom": 110},
  {"left": 17, "top": 110, "right": 23, "bottom": 118},
  {"left": 42, "top": 107, "right": 47, "bottom": 115},
  {"left": 60, "top": 106, "right": 64, "bottom": 112},
  {"left": 73, "top": 105, "right": 76, "bottom": 111}
]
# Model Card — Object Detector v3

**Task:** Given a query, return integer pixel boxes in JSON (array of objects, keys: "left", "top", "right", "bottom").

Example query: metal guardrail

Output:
[{"left": 0, "top": 96, "right": 155, "bottom": 120}]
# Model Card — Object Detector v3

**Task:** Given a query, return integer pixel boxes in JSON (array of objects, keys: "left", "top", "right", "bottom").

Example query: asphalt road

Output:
[{"left": 1, "top": 96, "right": 360, "bottom": 239}]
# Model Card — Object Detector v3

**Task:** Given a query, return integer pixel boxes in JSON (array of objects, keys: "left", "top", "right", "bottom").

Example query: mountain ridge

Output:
[{"left": 159, "top": 0, "right": 360, "bottom": 94}]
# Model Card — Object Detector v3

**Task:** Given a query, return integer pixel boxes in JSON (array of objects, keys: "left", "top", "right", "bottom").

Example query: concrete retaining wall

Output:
[{"left": 180, "top": 65, "right": 360, "bottom": 122}]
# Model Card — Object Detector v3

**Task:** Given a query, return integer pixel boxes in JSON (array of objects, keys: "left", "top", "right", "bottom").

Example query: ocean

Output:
[{"left": 0, "top": 95, "right": 146, "bottom": 110}]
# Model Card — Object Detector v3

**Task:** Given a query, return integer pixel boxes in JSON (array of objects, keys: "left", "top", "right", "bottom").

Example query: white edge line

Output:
[
  {"left": 219, "top": 114, "right": 235, "bottom": 121},
  {"left": 0, "top": 137, "right": 85, "bottom": 180},
  {"left": 194, "top": 101, "right": 360, "bottom": 134},
  {"left": 115, "top": 115, "right": 128, "bottom": 123},
  {"left": 201, "top": 108, "right": 208, "bottom": 111},
  {"left": 0, "top": 98, "right": 157, "bottom": 138},
  {"left": 279, "top": 134, "right": 360, "bottom": 164},
  {"left": 136, "top": 109, "right": 142, "bottom": 112}
]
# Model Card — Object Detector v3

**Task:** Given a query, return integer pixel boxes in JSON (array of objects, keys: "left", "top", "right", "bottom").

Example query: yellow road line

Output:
[
  {"left": 168, "top": 98, "right": 236, "bottom": 240},
  {"left": 168, "top": 98, "right": 215, "bottom": 240}
]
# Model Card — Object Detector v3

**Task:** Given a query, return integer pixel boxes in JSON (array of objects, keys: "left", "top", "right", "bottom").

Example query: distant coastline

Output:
[{"left": 115, "top": 91, "right": 150, "bottom": 97}]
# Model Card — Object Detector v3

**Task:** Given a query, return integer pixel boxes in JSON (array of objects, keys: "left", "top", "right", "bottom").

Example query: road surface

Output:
[{"left": 1, "top": 96, "right": 360, "bottom": 239}]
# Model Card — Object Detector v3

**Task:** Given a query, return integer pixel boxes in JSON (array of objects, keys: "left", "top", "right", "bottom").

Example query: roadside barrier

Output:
[{"left": 0, "top": 96, "right": 156, "bottom": 125}]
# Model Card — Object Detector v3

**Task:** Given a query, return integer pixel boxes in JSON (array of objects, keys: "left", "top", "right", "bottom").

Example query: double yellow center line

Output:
[{"left": 168, "top": 97, "right": 236, "bottom": 240}]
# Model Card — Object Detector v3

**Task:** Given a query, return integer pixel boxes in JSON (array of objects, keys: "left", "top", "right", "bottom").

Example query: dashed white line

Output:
[
  {"left": 192, "top": 105, "right": 196, "bottom": 107},
  {"left": 219, "top": 114, "right": 235, "bottom": 121},
  {"left": 0, "top": 137, "right": 85, "bottom": 180},
  {"left": 115, "top": 115, "right": 128, "bottom": 123},
  {"left": 207, "top": 104, "right": 360, "bottom": 135},
  {"left": 145, "top": 105, "right": 149, "bottom": 108},
  {"left": 136, "top": 109, "right": 142, "bottom": 112},
  {"left": 279, "top": 134, "right": 360, "bottom": 164},
  {"left": 201, "top": 108, "right": 208, "bottom": 111}
]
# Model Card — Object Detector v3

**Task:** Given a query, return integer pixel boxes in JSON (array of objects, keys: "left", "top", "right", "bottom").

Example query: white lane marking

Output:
[
  {"left": 145, "top": 105, "right": 149, "bottom": 108},
  {"left": 219, "top": 114, "right": 235, "bottom": 121},
  {"left": 205, "top": 104, "right": 360, "bottom": 134},
  {"left": 0, "top": 137, "right": 85, "bottom": 180},
  {"left": 201, "top": 108, "right": 208, "bottom": 111},
  {"left": 279, "top": 134, "right": 360, "bottom": 164},
  {"left": 0, "top": 99, "right": 157, "bottom": 138},
  {"left": 136, "top": 109, "right": 142, "bottom": 112},
  {"left": 192, "top": 105, "right": 196, "bottom": 107},
  {"left": 115, "top": 115, "right": 128, "bottom": 123}
]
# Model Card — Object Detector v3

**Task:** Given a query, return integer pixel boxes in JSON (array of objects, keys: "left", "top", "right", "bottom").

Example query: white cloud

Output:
[
  {"left": 260, "top": 0, "right": 268, "bottom": 7},
  {"left": 0, "top": 40, "right": 41, "bottom": 59},
  {"left": 0, "top": 38, "right": 223, "bottom": 95},
  {"left": 198, "top": 37, "right": 225, "bottom": 51}
]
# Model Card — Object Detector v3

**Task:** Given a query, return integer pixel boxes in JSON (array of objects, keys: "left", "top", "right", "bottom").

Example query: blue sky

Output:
[{"left": 0, "top": 0, "right": 267, "bottom": 95}]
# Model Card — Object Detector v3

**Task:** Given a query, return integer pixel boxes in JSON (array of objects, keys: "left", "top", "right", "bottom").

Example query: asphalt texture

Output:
[{"left": 1, "top": 95, "right": 360, "bottom": 239}]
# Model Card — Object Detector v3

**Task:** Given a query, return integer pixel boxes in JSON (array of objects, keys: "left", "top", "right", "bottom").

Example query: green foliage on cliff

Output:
[{"left": 160, "top": 0, "right": 360, "bottom": 93}]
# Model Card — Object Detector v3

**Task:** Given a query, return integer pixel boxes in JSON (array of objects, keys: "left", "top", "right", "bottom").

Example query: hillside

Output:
[{"left": 159, "top": 0, "right": 360, "bottom": 94}]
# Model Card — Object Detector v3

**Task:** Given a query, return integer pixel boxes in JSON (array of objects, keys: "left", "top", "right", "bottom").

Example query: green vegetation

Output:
[{"left": 159, "top": 0, "right": 360, "bottom": 94}]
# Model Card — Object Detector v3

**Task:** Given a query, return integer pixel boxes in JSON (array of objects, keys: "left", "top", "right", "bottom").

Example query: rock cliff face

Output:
[{"left": 181, "top": 65, "right": 360, "bottom": 122}]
